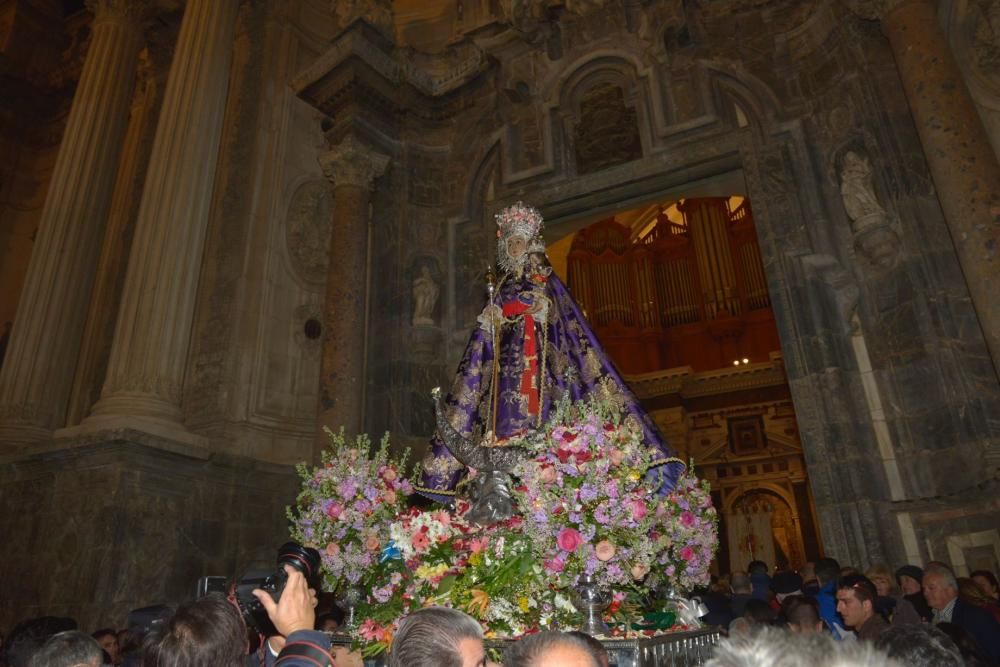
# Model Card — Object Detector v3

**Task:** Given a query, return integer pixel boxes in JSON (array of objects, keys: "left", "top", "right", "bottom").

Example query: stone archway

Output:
[{"left": 441, "top": 42, "right": 998, "bottom": 571}]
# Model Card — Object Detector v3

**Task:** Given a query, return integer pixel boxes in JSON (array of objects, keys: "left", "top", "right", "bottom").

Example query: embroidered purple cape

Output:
[{"left": 418, "top": 271, "right": 684, "bottom": 499}]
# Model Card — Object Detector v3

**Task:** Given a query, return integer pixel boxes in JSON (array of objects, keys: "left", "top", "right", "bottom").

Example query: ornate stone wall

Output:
[{"left": 2, "top": 0, "right": 999, "bottom": 629}]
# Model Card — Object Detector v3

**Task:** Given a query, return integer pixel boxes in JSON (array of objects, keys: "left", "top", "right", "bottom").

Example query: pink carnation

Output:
[
  {"left": 556, "top": 527, "right": 583, "bottom": 552},
  {"left": 680, "top": 511, "right": 696, "bottom": 527},
  {"left": 411, "top": 531, "right": 431, "bottom": 551},
  {"left": 630, "top": 499, "right": 648, "bottom": 521},
  {"left": 543, "top": 557, "right": 565, "bottom": 573},
  {"left": 326, "top": 502, "right": 344, "bottom": 520}
]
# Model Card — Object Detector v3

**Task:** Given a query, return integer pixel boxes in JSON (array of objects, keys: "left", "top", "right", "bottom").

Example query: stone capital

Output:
[
  {"left": 318, "top": 135, "right": 390, "bottom": 191},
  {"left": 840, "top": 0, "right": 911, "bottom": 21},
  {"left": 86, "top": 0, "right": 154, "bottom": 27}
]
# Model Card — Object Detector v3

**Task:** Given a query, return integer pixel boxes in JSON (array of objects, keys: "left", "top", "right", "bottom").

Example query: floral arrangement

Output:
[
  {"left": 287, "top": 429, "right": 413, "bottom": 593},
  {"left": 510, "top": 396, "right": 665, "bottom": 592},
  {"left": 288, "top": 395, "right": 718, "bottom": 653},
  {"left": 649, "top": 471, "right": 718, "bottom": 594},
  {"left": 354, "top": 502, "right": 578, "bottom": 656}
]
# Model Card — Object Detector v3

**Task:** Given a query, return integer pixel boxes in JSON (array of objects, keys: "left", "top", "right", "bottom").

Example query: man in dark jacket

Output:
[
  {"left": 836, "top": 575, "right": 888, "bottom": 642},
  {"left": 924, "top": 564, "right": 1000, "bottom": 664}
]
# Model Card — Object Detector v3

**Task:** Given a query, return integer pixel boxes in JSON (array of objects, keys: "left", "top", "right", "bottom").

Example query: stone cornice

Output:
[
  {"left": 625, "top": 353, "right": 788, "bottom": 400},
  {"left": 291, "top": 19, "right": 487, "bottom": 102}
]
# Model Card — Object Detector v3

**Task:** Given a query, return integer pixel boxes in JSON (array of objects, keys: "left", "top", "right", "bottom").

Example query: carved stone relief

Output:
[
  {"left": 574, "top": 82, "right": 642, "bottom": 174},
  {"left": 285, "top": 180, "right": 333, "bottom": 286}
]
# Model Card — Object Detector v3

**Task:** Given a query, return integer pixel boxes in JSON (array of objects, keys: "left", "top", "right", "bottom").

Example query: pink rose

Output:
[
  {"left": 326, "top": 502, "right": 344, "bottom": 520},
  {"left": 609, "top": 449, "right": 625, "bottom": 466},
  {"left": 631, "top": 563, "right": 650, "bottom": 580},
  {"left": 383, "top": 489, "right": 397, "bottom": 505},
  {"left": 595, "top": 540, "right": 616, "bottom": 561},
  {"left": 382, "top": 467, "right": 398, "bottom": 482},
  {"left": 630, "top": 499, "right": 648, "bottom": 521},
  {"left": 365, "top": 535, "right": 380, "bottom": 552},
  {"left": 325, "top": 542, "right": 340, "bottom": 556},
  {"left": 680, "top": 546, "right": 695, "bottom": 562},
  {"left": 556, "top": 527, "right": 583, "bottom": 552},
  {"left": 539, "top": 466, "right": 557, "bottom": 484}
]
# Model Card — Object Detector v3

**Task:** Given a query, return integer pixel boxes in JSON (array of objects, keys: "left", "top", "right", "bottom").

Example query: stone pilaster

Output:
[
  {"left": 317, "top": 136, "right": 389, "bottom": 446},
  {"left": 0, "top": 0, "right": 147, "bottom": 446},
  {"left": 81, "top": 0, "right": 240, "bottom": 441},
  {"left": 846, "top": 0, "right": 1000, "bottom": 379}
]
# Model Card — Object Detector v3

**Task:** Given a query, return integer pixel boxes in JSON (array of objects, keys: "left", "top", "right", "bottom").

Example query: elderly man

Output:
[
  {"left": 923, "top": 564, "right": 1000, "bottom": 663},
  {"left": 505, "top": 632, "right": 601, "bottom": 667},
  {"left": 388, "top": 607, "right": 488, "bottom": 667},
  {"left": 836, "top": 575, "right": 887, "bottom": 642},
  {"left": 30, "top": 631, "right": 103, "bottom": 667}
]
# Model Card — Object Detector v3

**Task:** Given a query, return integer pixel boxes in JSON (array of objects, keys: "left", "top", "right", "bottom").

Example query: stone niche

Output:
[{"left": 0, "top": 437, "right": 297, "bottom": 631}]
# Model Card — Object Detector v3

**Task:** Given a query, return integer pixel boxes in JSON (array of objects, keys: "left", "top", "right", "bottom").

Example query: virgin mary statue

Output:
[{"left": 417, "top": 202, "right": 685, "bottom": 500}]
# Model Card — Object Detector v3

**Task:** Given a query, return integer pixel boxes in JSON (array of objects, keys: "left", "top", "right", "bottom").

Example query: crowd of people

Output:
[
  {"left": 703, "top": 558, "right": 1000, "bottom": 666},
  {"left": 1, "top": 559, "right": 998, "bottom": 666}
]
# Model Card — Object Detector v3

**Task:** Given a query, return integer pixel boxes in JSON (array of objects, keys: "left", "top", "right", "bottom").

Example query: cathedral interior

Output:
[{"left": 1, "top": 0, "right": 999, "bottom": 629}]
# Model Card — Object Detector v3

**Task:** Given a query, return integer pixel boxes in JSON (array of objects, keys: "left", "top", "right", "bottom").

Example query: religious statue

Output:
[
  {"left": 417, "top": 202, "right": 684, "bottom": 506},
  {"left": 411, "top": 266, "right": 439, "bottom": 327},
  {"left": 838, "top": 149, "right": 900, "bottom": 268},
  {"left": 839, "top": 151, "right": 886, "bottom": 224}
]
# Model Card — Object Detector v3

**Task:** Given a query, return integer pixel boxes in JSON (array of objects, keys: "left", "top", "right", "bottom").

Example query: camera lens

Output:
[{"left": 276, "top": 542, "right": 322, "bottom": 584}]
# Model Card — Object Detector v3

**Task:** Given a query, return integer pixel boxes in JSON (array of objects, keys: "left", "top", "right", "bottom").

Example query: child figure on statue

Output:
[{"left": 417, "top": 202, "right": 683, "bottom": 501}]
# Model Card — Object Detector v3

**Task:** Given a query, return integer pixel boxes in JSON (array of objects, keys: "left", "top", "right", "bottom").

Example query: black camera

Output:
[{"left": 232, "top": 541, "right": 322, "bottom": 638}]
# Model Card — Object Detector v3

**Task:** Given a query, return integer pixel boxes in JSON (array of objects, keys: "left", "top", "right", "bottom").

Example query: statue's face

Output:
[{"left": 505, "top": 235, "right": 528, "bottom": 261}]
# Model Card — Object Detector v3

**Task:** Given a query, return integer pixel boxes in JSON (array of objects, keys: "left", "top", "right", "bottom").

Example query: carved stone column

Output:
[
  {"left": 67, "top": 51, "right": 160, "bottom": 427},
  {"left": 317, "top": 136, "right": 389, "bottom": 445},
  {"left": 81, "top": 0, "right": 240, "bottom": 441},
  {"left": 0, "top": 0, "right": 147, "bottom": 446},
  {"left": 846, "top": 0, "right": 1000, "bottom": 377}
]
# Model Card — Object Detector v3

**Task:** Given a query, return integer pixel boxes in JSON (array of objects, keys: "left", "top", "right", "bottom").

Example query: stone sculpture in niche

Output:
[
  {"left": 574, "top": 83, "right": 642, "bottom": 175},
  {"left": 412, "top": 265, "right": 439, "bottom": 326},
  {"left": 838, "top": 150, "right": 900, "bottom": 269}
]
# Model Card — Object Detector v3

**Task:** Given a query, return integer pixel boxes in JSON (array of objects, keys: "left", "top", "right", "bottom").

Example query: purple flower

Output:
[{"left": 338, "top": 479, "right": 358, "bottom": 499}]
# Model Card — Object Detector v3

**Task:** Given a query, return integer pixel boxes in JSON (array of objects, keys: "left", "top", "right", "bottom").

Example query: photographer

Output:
[
  {"left": 252, "top": 565, "right": 334, "bottom": 667},
  {"left": 140, "top": 565, "right": 333, "bottom": 667}
]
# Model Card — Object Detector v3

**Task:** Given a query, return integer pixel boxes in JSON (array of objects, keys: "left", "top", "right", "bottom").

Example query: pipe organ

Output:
[{"left": 567, "top": 197, "right": 779, "bottom": 373}]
